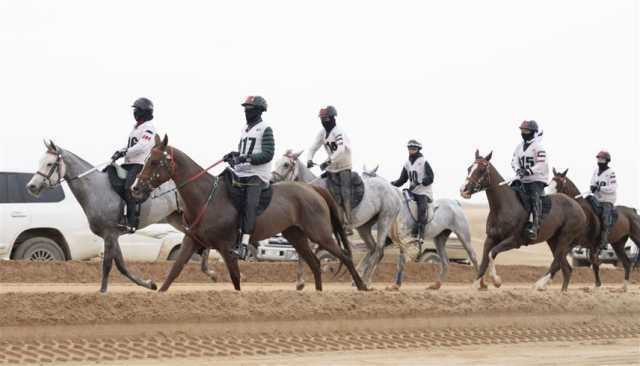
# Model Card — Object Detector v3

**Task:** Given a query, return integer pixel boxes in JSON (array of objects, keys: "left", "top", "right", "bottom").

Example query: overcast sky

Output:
[{"left": 1, "top": 0, "right": 638, "bottom": 206}]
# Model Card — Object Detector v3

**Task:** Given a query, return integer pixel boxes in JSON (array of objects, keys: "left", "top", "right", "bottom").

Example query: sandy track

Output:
[{"left": 0, "top": 261, "right": 635, "bottom": 285}]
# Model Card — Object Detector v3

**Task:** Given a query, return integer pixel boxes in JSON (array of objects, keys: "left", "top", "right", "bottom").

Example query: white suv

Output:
[{"left": 0, "top": 172, "right": 102, "bottom": 260}]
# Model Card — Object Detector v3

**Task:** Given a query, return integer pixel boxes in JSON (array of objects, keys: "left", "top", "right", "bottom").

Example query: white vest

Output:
[
  {"left": 124, "top": 121, "right": 156, "bottom": 165},
  {"left": 590, "top": 167, "right": 617, "bottom": 204},
  {"left": 511, "top": 137, "right": 549, "bottom": 184},
  {"left": 307, "top": 126, "right": 352, "bottom": 172},
  {"left": 404, "top": 156, "right": 433, "bottom": 198},
  {"left": 234, "top": 121, "right": 272, "bottom": 184}
]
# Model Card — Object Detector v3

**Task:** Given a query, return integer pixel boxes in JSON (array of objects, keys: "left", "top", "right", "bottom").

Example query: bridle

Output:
[
  {"left": 138, "top": 146, "right": 178, "bottom": 190},
  {"left": 36, "top": 151, "right": 65, "bottom": 187},
  {"left": 272, "top": 154, "right": 298, "bottom": 182},
  {"left": 465, "top": 159, "right": 492, "bottom": 194}
]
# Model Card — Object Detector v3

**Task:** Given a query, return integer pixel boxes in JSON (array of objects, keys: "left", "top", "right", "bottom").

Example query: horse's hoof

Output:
[
  {"left": 623, "top": 280, "right": 629, "bottom": 293},
  {"left": 147, "top": 280, "right": 158, "bottom": 291},
  {"left": 296, "top": 283, "right": 305, "bottom": 291},
  {"left": 385, "top": 284, "right": 401, "bottom": 291},
  {"left": 427, "top": 282, "right": 442, "bottom": 290},
  {"left": 492, "top": 276, "right": 502, "bottom": 288},
  {"left": 472, "top": 278, "right": 487, "bottom": 291},
  {"left": 207, "top": 271, "right": 218, "bottom": 283},
  {"left": 99, "top": 288, "right": 107, "bottom": 294}
]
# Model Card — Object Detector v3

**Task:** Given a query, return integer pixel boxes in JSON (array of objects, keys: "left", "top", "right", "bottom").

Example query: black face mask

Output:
[
  {"left": 521, "top": 132, "right": 535, "bottom": 142},
  {"left": 598, "top": 163, "right": 609, "bottom": 171},
  {"left": 321, "top": 117, "right": 336, "bottom": 134},
  {"left": 134, "top": 108, "right": 153, "bottom": 124},
  {"left": 244, "top": 108, "right": 263, "bottom": 125}
]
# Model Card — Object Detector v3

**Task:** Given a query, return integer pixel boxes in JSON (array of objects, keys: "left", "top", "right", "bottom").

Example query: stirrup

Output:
[
  {"left": 117, "top": 224, "right": 136, "bottom": 234},
  {"left": 232, "top": 244, "right": 249, "bottom": 260}
]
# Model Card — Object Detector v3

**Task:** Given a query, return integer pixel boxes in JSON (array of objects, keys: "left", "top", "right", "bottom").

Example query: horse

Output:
[
  {"left": 361, "top": 165, "right": 479, "bottom": 290},
  {"left": 549, "top": 168, "right": 640, "bottom": 291},
  {"left": 271, "top": 150, "right": 402, "bottom": 289},
  {"left": 26, "top": 140, "right": 218, "bottom": 292},
  {"left": 131, "top": 135, "right": 367, "bottom": 291},
  {"left": 460, "top": 150, "right": 586, "bottom": 292}
]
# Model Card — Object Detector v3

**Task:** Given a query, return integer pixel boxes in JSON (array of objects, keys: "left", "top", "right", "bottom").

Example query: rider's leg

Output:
[
  {"left": 338, "top": 169, "right": 353, "bottom": 230},
  {"left": 599, "top": 202, "right": 613, "bottom": 250},
  {"left": 234, "top": 176, "right": 263, "bottom": 259},
  {"left": 525, "top": 182, "right": 544, "bottom": 240},
  {"left": 123, "top": 163, "right": 143, "bottom": 232},
  {"left": 414, "top": 194, "right": 428, "bottom": 239}
]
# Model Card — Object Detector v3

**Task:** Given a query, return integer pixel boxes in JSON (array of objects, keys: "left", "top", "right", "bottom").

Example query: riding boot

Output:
[
  {"left": 339, "top": 170, "right": 354, "bottom": 235},
  {"left": 599, "top": 203, "right": 613, "bottom": 250},
  {"left": 414, "top": 194, "right": 428, "bottom": 240},
  {"left": 234, "top": 176, "right": 262, "bottom": 260},
  {"left": 123, "top": 163, "right": 143, "bottom": 233},
  {"left": 527, "top": 190, "right": 543, "bottom": 240},
  {"left": 125, "top": 201, "right": 140, "bottom": 233}
]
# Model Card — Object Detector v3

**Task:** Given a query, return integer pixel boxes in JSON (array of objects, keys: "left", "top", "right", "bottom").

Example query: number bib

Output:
[{"left": 234, "top": 121, "right": 272, "bottom": 183}]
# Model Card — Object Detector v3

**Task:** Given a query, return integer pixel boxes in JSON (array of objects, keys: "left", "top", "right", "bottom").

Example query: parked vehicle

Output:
[
  {"left": 570, "top": 241, "right": 639, "bottom": 267},
  {"left": 118, "top": 224, "right": 187, "bottom": 261}
]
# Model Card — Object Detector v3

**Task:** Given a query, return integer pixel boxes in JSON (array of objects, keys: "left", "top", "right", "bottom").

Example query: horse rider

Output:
[
  {"left": 391, "top": 139, "right": 434, "bottom": 239},
  {"left": 590, "top": 151, "right": 617, "bottom": 250},
  {"left": 223, "top": 96, "right": 275, "bottom": 259},
  {"left": 111, "top": 97, "right": 157, "bottom": 233},
  {"left": 306, "top": 105, "right": 354, "bottom": 232},
  {"left": 511, "top": 120, "right": 549, "bottom": 240}
]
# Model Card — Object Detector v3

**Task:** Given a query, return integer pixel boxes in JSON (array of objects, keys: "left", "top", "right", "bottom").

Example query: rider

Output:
[
  {"left": 391, "top": 139, "right": 434, "bottom": 239},
  {"left": 223, "top": 96, "right": 274, "bottom": 259},
  {"left": 111, "top": 97, "right": 157, "bottom": 233},
  {"left": 590, "top": 151, "right": 617, "bottom": 250},
  {"left": 306, "top": 105, "right": 354, "bottom": 232},
  {"left": 511, "top": 120, "right": 549, "bottom": 240}
]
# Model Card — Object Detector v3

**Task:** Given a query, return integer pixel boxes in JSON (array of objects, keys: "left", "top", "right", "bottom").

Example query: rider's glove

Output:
[
  {"left": 517, "top": 168, "right": 531, "bottom": 177},
  {"left": 111, "top": 149, "right": 126, "bottom": 161},
  {"left": 237, "top": 155, "right": 249, "bottom": 164},
  {"left": 590, "top": 184, "right": 600, "bottom": 193},
  {"left": 319, "top": 160, "right": 331, "bottom": 171},
  {"left": 306, "top": 160, "right": 315, "bottom": 169},
  {"left": 223, "top": 151, "right": 239, "bottom": 163}
]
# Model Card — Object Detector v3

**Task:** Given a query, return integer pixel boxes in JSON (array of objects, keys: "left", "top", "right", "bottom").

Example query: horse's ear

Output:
[
  {"left": 485, "top": 151, "right": 493, "bottom": 161},
  {"left": 161, "top": 134, "right": 169, "bottom": 149},
  {"left": 154, "top": 134, "right": 161, "bottom": 146},
  {"left": 552, "top": 167, "right": 558, "bottom": 176},
  {"left": 372, "top": 165, "right": 379, "bottom": 174},
  {"left": 49, "top": 140, "right": 58, "bottom": 152},
  {"left": 475, "top": 149, "right": 480, "bottom": 159},
  {"left": 562, "top": 168, "right": 569, "bottom": 177},
  {"left": 43, "top": 139, "right": 51, "bottom": 150},
  {"left": 293, "top": 150, "right": 304, "bottom": 159}
]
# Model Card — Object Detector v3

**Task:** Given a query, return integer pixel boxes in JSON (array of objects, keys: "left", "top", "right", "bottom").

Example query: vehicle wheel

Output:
[
  {"left": 418, "top": 252, "right": 441, "bottom": 264},
  {"left": 571, "top": 257, "right": 589, "bottom": 267},
  {"left": 167, "top": 245, "right": 201, "bottom": 262},
  {"left": 14, "top": 237, "right": 65, "bottom": 261},
  {"left": 317, "top": 250, "right": 338, "bottom": 274}
]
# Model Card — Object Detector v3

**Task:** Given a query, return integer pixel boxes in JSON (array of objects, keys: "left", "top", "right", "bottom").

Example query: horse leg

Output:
[
  {"left": 355, "top": 223, "right": 376, "bottom": 278},
  {"left": 589, "top": 245, "right": 602, "bottom": 288},
  {"left": 387, "top": 237, "right": 408, "bottom": 291},
  {"left": 611, "top": 237, "right": 631, "bottom": 292},
  {"left": 429, "top": 230, "right": 451, "bottom": 290},
  {"left": 283, "top": 227, "right": 322, "bottom": 291},
  {"left": 199, "top": 248, "right": 218, "bottom": 282},
  {"left": 313, "top": 233, "right": 367, "bottom": 291},
  {"left": 112, "top": 240, "right": 157, "bottom": 290},
  {"left": 157, "top": 236, "right": 196, "bottom": 292},
  {"left": 473, "top": 236, "right": 495, "bottom": 290},
  {"left": 455, "top": 228, "right": 479, "bottom": 275},
  {"left": 100, "top": 235, "right": 117, "bottom": 293},
  {"left": 486, "top": 235, "right": 519, "bottom": 288},
  {"left": 220, "top": 246, "right": 242, "bottom": 291},
  {"left": 558, "top": 247, "right": 573, "bottom": 292},
  {"left": 295, "top": 258, "right": 306, "bottom": 291},
  {"left": 361, "top": 217, "right": 393, "bottom": 289}
]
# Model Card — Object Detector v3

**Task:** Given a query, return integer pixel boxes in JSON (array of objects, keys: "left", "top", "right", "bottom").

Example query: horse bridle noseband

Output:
[
  {"left": 139, "top": 147, "right": 177, "bottom": 190},
  {"left": 36, "top": 151, "right": 65, "bottom": 187},
  {"left": 466, "top": 160, "right": 492, "bottom": 194}
]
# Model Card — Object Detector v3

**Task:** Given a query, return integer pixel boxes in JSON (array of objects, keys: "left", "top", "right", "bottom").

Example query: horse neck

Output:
[
  {"left": 170, "top": 147, "right": 217, "bottom": 219},
  {"left": 484, "top": 164, "right": 518, "bottom": 213},
  {"left": 60, "top": 149, "right": 103, "bottom": 210},
  {"left": 296, "top": 158, "right": 318, "bottom": 182},
  {"left": 562, "top": 178, "right": 581, "bottom": 197}
]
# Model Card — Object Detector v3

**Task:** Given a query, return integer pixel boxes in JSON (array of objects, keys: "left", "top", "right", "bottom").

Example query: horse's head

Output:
[
  {"left": 460, "top": 149, "right": 494, "bottom": 199},
  {"left": 549, "top": 167, "right": 570, "bottom": 194},
  {"left": 131, "top": 134, "right": 174, "bottom": 200},
  {"left": 26, "top": 140, "right": 67, "bottom": 197},
  {"left": 271, "top": 149, "right": 303, "bottom": 182},
  {"left": 362, "top": 164, "right": 379, "bottom": 178}
]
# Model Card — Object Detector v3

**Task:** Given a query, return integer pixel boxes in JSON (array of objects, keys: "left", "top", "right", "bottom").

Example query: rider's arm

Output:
[
  {"left": 248, "top": 127, "right": 275, "bottom": 165},
  {"left": 529, "top": 147, "right": 547, "bottom": 176},
  {"left": 511, "top": 146, "right": 520, "bottom": 173},
  {"left": 422, "top": 161, "right": 434, "bottom": 186},
  {"left": 126, "top": 129, "right": 155, "bottom": 158},
  {"left": 392, "top": 167, "right": 408, "bottom": 187},
  {"left": 306, "top": 131, "right": 324, "bottom": 162},
  {"left": 600, "top": 171, "right": 617, "bottom": 193}
]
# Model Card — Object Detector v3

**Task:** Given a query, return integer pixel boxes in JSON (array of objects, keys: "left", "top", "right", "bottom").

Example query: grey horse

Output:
[
  {"left": 363, "top": 166, "right": 479, "bottom": 290},
  {"left": 271, "top": 150, "right": 402, "bottom": 289},
  {"left": 26, "top": 140, "right": 217, "bottom": 292}
]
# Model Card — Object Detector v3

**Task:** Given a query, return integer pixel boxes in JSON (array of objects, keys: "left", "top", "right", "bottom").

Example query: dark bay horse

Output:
[
  {"left": 131, "top": 135, "right": 367, "bottom": 291},
  {"left": 550, "top": 168, "right": 640, "bottom": 291},
  {"left": 460, "top": 150, "right": 586, "bottom": 292}
]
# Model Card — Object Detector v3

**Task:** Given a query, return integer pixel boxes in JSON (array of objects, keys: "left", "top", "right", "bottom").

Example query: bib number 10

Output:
[{"left": 239, "top": 137, "right": 257, "bottom": 155}]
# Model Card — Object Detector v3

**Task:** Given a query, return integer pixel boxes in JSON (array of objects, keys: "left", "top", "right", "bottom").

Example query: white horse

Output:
[
  {"left": 363, "top": 166, "right": 479, "bottom": 289},
  {"left": 272, "top": 150, "right": 402, "bottom": 289}
]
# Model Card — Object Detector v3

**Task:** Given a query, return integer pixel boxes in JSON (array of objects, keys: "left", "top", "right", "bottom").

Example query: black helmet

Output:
[
  {"left": 132, "top": 97, "right": 154, "bottom": 111},
  {"left": 241, "top": 96, "right": 268, "bottom": 111},
  {"left": 407, "top": 139, "right": 422, "bottom": 149},
  {"left": 596, "top": 151, "right": 611, "bottom": 162},
  {"left": 519, "top": 120, "right": 539, "bottom": 132},
  {"left": 319, "top": 105, "right": 338, "bottom": 118}
]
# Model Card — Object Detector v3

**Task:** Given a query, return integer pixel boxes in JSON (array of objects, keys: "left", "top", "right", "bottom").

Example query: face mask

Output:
[
  {"left": 321, "top": 117, "right": 336, "bottom": 132},
  {"left": 134, "top": 108, "right": 153, "bottom": 123},
  {"left": 598, "top": 162, "right": 608, "bottom": 171},
  {"left": 521, "top": 132, "right": 534, "bottom": 142},
  {"left": 244, "top": 108, "right": 262, "bottom": 124}
]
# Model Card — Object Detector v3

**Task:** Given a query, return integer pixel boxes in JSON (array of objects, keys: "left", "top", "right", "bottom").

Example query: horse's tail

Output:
[
  {"left": 620, "top": 206, "right": 640, "bottom": 268},
  {"left": 311, "top": 186, "right": 352, "bottom": 260}
]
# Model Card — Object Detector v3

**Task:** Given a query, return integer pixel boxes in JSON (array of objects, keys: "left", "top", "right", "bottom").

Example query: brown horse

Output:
[
  {"left": 460, "top": 150, "right": 586, "bottom": 292},
  {"left": 550, "top": 168, "right": 640, "bottom": 291},
  {"left": 131, "top": 135, "right": 367, "bottom": 292}
]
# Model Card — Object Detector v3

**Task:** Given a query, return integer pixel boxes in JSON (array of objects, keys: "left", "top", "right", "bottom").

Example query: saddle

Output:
[
  {"left": 402, "top": 189, "right": 435, "bottom": 224},
  {"left": 103, "top": 163, "right": 128, "bottom": 201},
  {"left": 221, "top": 168, "right": 273, "bottom": 217},
  {"left": 510, "top": 184, "right": 552, "bottom": 217},
  {"left": 585, "top": 195, "right": 619, "bottom": 225},
  {"left": 322, "top": 171, "right": 366, "bottom": 209}
]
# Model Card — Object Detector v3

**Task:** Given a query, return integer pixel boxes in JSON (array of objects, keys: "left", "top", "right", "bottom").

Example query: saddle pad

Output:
[
  {"left": 103, "top": 164, "right": 126, "bottom": 201},
  {"left": 324, "top": 171, "right": 365, "bottom": 209},
  {"left": 222, "top": 168, "right": 273, "bottom": 217},
  {"left": 585, "top": 195, "right": 619, "bottom": 225},
  {"left": 513, "top": 187, "right": 552, "bottom": 217}
]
